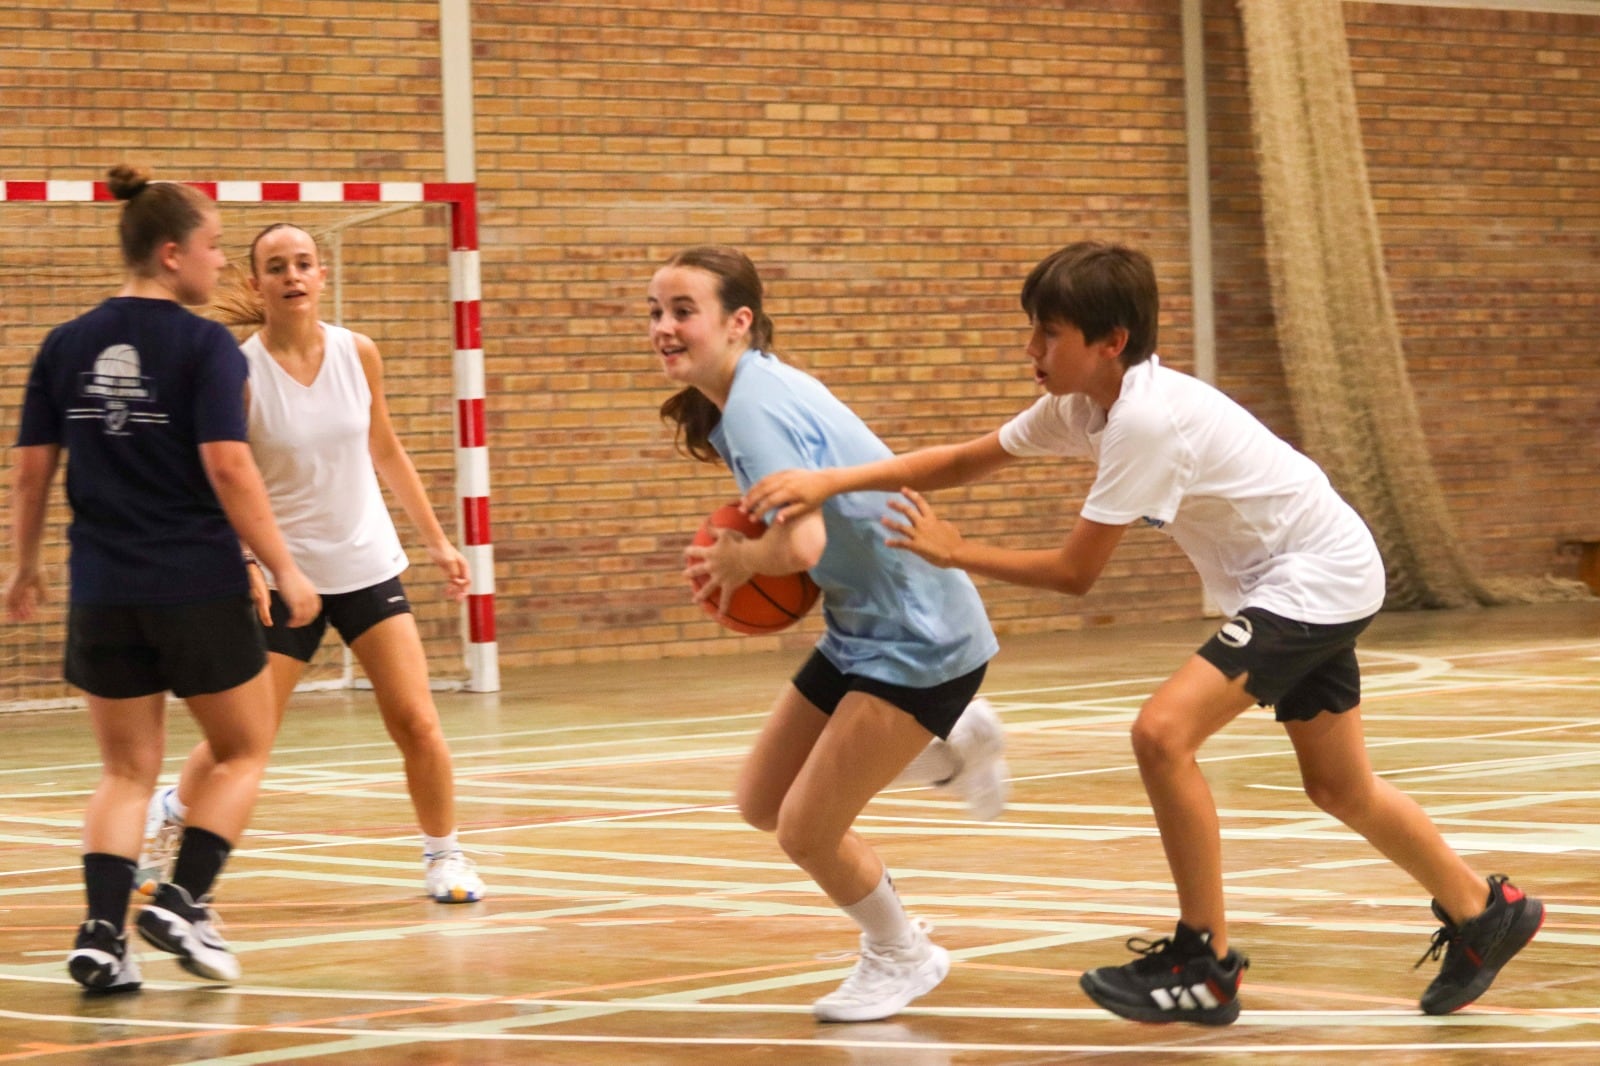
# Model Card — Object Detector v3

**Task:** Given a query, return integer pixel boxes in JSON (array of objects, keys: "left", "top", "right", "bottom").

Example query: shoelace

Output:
[
  {"left": 832, "top": 917, "right": 936, "bottom": 995},
  {"left": 1122, "top": 934, "right": 1184, "bottom": 973},
  {"left": 167, "top": 886, "right": 226, "bottom": 936},
  {"left": 1414, "top": 924, "right": 1456, "bottom": 969},
  {"left": 429, "top": 850, "right": 479, "bottom": 870}
]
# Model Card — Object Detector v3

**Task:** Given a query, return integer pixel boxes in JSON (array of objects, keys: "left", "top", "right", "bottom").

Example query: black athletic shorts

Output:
[
  {"left": 1196, "top": 606, "right": 1377, "bottom": 722},
  {"left": 65, "top": 594, "right": 267, "bottom": 699},
  {"left": 791, "top": 650, "right": 988, "bottom": 740},
  {"left": 265, "top": 575, "right": 412, "bottom": 662}
]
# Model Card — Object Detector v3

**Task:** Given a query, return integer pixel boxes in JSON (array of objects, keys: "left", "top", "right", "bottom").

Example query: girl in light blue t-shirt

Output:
[{"left": 649, "top": 246, "right": 1006, "bottom": 1024}]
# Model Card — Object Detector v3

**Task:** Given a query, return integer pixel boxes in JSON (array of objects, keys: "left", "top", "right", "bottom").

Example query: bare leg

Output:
[
  {"left": 349, "top": 614, "right": 456, "bottom": 838},
  {"left": 775, "top": 691, "right": 939, "bottom": 906},
  {"left": 1129, "top": 655, "right": 1257, "bottom": 956},
  {"left": 173, "top": 652, "right": 301, "bottom": 808},
  {"left": 179, "top": 665, "right": 278, "bottom": 843},
  {"left": 1286, "top": 705, "right": 1489, "bottom": 923},
  {"left": 734, "top": 682, "right": 829, "bottom": 834},
  {"left": 85, "top": 694, "right": 168, "bottom": 858}
]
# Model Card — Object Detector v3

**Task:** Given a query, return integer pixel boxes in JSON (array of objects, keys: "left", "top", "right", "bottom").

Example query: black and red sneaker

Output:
[
  {"left": 1080, "top": 922, "right": 1247, "bottom": 1025},
  {"left": 1417, "top": 873, "right": 1543, "bottom": 1015}
]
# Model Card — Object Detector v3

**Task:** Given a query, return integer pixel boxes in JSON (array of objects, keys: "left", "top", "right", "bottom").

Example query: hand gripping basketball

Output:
[{"left": 689, "top": 504, "right": 820, "bottom": 635}]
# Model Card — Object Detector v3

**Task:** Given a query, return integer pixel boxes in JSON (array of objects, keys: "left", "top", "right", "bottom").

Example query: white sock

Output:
[
  {"left": 164, "top": 786, "right": 189, "bottom": 822},
  {"left": 842, "top": 870, "right": 914, "bottom": 947},
  {"left": 891, "top": 737, "right": 961, "bottom": 787},
  {"left": 423, "top": 831, "right": 460, "bottom": 858}
]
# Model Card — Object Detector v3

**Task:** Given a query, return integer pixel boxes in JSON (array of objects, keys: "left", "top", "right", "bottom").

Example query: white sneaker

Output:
[
  {"left": 812, "top": 923, "right": 951, "bottom": 1023},
  {"left": 68, "top": 919, "right": 142, "bottom": 994},
  {"left": 136, "top": 785, "right": 183, "bottom": 896},
  {"left": 136, "top": 883, "right": 239, "bottom": 983},
  {"left": 938, "top": 697, "right": 1009, "bottom": 820},
  {"left": 424, "top": 849, "right": 486, "bottom": 903}
]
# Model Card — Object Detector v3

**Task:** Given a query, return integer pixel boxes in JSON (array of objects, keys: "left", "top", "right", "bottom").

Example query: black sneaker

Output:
[
  {"left": 1080, "top": 922, "right": 1247, "bottom": 1025},
  {"left": 1417, "top": 874, "right": 1543, "bottom": 1015},
  {"left": 67, "top": 919, "right": 142, "bottom": 994}
]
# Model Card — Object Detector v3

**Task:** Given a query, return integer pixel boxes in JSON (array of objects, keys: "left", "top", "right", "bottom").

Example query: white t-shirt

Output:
[
  {"left": 998, "top": 356, "right": 1385, "bottom": 623},
  {"left": 243, "top": 324, "right": 408, "bottom": 594}
]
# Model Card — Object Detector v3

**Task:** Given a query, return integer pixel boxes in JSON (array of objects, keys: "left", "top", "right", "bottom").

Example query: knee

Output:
[
  {"left": 382, "top": 703, "right": 447, "bottom": 755},
  {"left": 1301, "top": 769, "right": 1372, "bottom": 822},
  {"left": 735, "top": 787, "right": 779, "bottom": 833},
  {"left": 1130, "top": 710, "right": 1191, "bottom": 772},
  {"left": 773, "top": 811, "right": 835, "bottom": 871},
  {"left": 206, "top": 726, "right": 274, "bottom": 771},
  {"left": 103, "top": 752, "right": 162, "bottom": 789}
]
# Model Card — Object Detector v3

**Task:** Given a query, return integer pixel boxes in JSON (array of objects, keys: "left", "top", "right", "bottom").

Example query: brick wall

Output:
[{"left": 2, "top": 1, "right": 1595, "bottom": 680}]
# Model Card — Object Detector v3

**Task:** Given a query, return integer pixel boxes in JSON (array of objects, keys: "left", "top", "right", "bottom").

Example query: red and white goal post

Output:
[{"left": 0, "top": 179, "right": 498, "bottom": 702}]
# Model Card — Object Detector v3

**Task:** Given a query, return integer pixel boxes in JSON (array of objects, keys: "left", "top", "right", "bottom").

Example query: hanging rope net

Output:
[{"left": 1236, "top": 0, "right": 1587, "bottom": 608}]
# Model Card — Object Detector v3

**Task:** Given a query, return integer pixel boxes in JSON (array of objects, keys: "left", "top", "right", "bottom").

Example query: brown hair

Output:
[
  {"left": 1019, "top": 241, "right": 1160, "bottom": 367},
  {"left": 105, "top": 164, "right": 215, "bottom": 274},
  {"left": 205, "top": 222, "right": 322, "bottom": 328},
  {"left": 207, "top": 262, "right": 264, "bottom": 329},
  {"left": 656, "top": 246, "right": 776, "bottom": 464}
]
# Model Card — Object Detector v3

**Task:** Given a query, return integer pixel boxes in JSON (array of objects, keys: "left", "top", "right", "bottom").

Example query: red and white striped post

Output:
[{"left": 2, "top": 178, "right": 500, "bottom": 692}]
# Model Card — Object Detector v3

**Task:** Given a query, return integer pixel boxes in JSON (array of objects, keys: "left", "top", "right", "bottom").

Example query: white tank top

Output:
[{"left": 243, "top": 324, "right": 408, "bottom": 594}]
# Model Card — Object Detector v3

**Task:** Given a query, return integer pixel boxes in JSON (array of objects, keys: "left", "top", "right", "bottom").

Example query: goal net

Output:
[{"left": 0, "top": 181, "right": 495, "bottom": 708}]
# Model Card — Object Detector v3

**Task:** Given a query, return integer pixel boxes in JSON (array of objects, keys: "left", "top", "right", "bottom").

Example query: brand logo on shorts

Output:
[
  {"left": 387, "top": 595, "right": 405, "bottom": 604},
  {"left": 1218, "top": 615, "right": 1253, "bottom": 648}
]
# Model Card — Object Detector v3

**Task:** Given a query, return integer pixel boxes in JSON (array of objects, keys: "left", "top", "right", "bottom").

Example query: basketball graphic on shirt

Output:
[
  {"left": 80, "top": 344, "right": 154, "bottom": 403},
  {"left": 94, "top": 344, "right": 142, "bottom": 382},
  {"left": 72, "top": 343, "right": 162, "bottom": 435}
]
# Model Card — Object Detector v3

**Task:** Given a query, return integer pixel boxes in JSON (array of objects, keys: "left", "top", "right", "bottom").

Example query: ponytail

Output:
[{"left": 656, "top": 246, "right": 777, "bottom": 464}]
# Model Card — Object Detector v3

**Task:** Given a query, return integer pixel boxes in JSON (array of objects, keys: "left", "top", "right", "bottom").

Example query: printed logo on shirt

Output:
[
  {"left": 1218, "top": 615, "right": 1253, "bottom": 648},
  {"left": 66, "top": 344, "right": 167, "bottom": 437}
]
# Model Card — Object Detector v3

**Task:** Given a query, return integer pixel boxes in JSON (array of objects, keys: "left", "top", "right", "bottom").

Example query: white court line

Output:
[
  {"left": 5, "top": 635, "right": 1594, "bottom": 1060},
  {"left": 4, "top": 1005, "right": 1597, "bottom": 1060},
  {"left": 6, "top": 998, "right": 1593, "bottom": 1056}
]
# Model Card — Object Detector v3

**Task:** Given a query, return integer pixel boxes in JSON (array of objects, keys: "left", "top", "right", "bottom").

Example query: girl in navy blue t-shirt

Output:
[{"left": 5, "top": 164, "right": 319, "bottom": 991}]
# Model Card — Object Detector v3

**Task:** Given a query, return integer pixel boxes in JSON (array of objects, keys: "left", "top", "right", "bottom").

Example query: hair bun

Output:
[{"left": 105, "top": 164, "right": 153, "bottom": 201}]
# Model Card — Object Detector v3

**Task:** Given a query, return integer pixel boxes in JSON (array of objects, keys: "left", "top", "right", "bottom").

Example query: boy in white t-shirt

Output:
[{"left": 741, "top": 240, "right": 1543, "bottom": 1025}]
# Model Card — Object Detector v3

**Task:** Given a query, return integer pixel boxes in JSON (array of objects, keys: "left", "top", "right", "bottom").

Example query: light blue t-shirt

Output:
[{"left": 709, "top": 349, "right": 998, "bottom": 686}]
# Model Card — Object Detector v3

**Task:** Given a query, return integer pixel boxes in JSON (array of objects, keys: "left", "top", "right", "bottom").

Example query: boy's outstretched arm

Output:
[
  {"left": 884, "top": 488, "right": 1125, "bottom": 596},
  {"left": 743, "top": 430, "right": 1015, "bottom": 523}
]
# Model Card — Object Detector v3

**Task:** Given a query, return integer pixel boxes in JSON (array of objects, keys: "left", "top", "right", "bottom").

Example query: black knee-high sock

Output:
[
  {"left": 83, "top": 853, "right": 137, "bottom": 932},
  {"left": 169, "top": 827, "right": 233, "bottom": 903}
]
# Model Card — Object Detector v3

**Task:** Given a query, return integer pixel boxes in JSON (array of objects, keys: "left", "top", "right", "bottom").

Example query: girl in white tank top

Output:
[
  {"left": 144, "top": 223, "right": 486, "bottom": 905},
  {"left": 242, "top": 323, "right": 409, "bottom": 594}
]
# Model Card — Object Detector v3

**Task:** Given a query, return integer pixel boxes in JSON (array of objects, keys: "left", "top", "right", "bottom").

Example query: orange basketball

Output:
[{"left": 689, "top": 503, "right": 821, "bottom": 635}]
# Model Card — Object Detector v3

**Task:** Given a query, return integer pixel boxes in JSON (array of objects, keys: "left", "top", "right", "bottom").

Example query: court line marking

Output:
[{"left": 2, "top": 632, "right": 1594, "bottom": 1060}]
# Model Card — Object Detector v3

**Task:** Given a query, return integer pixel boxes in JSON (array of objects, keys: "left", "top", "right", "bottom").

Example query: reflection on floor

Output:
[{"left": 1, "top": 602, "right": 1597, "bottom": 1064}]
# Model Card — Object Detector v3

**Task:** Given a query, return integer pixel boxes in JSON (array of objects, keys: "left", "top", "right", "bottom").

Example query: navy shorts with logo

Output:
[
  {"left": 1196, "top": 606, "right": 1377, "bottom": 722},
  {"left": 791, "top": 650, "right": 988, "bottom": 740},
  {"left": 65, "top": 594, "right": 268, "bottom": 699},
  {"left": 265, "top": 575, "right": 413, "bottom": 662}
]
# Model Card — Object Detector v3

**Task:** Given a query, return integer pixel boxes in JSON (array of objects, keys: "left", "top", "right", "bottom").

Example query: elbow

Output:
[
  {"left": 1052, "top": 568, "right": 1098, "bottom": 597},
  {"left": 204, "top": 460, "right": 252, "bottom": 493},
  {"left": 790, "top": 542, "right": 825, "bottom": 572},
  {"left": 784, "top": 517, "right": 827, "bottom": 572}
]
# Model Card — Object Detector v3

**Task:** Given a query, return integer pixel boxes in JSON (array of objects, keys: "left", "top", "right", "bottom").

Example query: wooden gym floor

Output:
[{"left": 1, "top": 600, "right": 1597, "bottom": 1065}]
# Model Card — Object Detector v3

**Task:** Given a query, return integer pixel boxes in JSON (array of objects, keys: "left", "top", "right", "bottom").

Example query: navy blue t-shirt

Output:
[{"left": 16, "top": 297, "right": 252, "bottom": 605}]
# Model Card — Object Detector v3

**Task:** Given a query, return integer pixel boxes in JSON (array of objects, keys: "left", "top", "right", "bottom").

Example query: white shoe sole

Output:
[
  {"left": 812, "top": 944, "right": 951, "bottom": 1023},
  {"left": 137, "top": 906, "right": 240, "bottom": 983}
]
